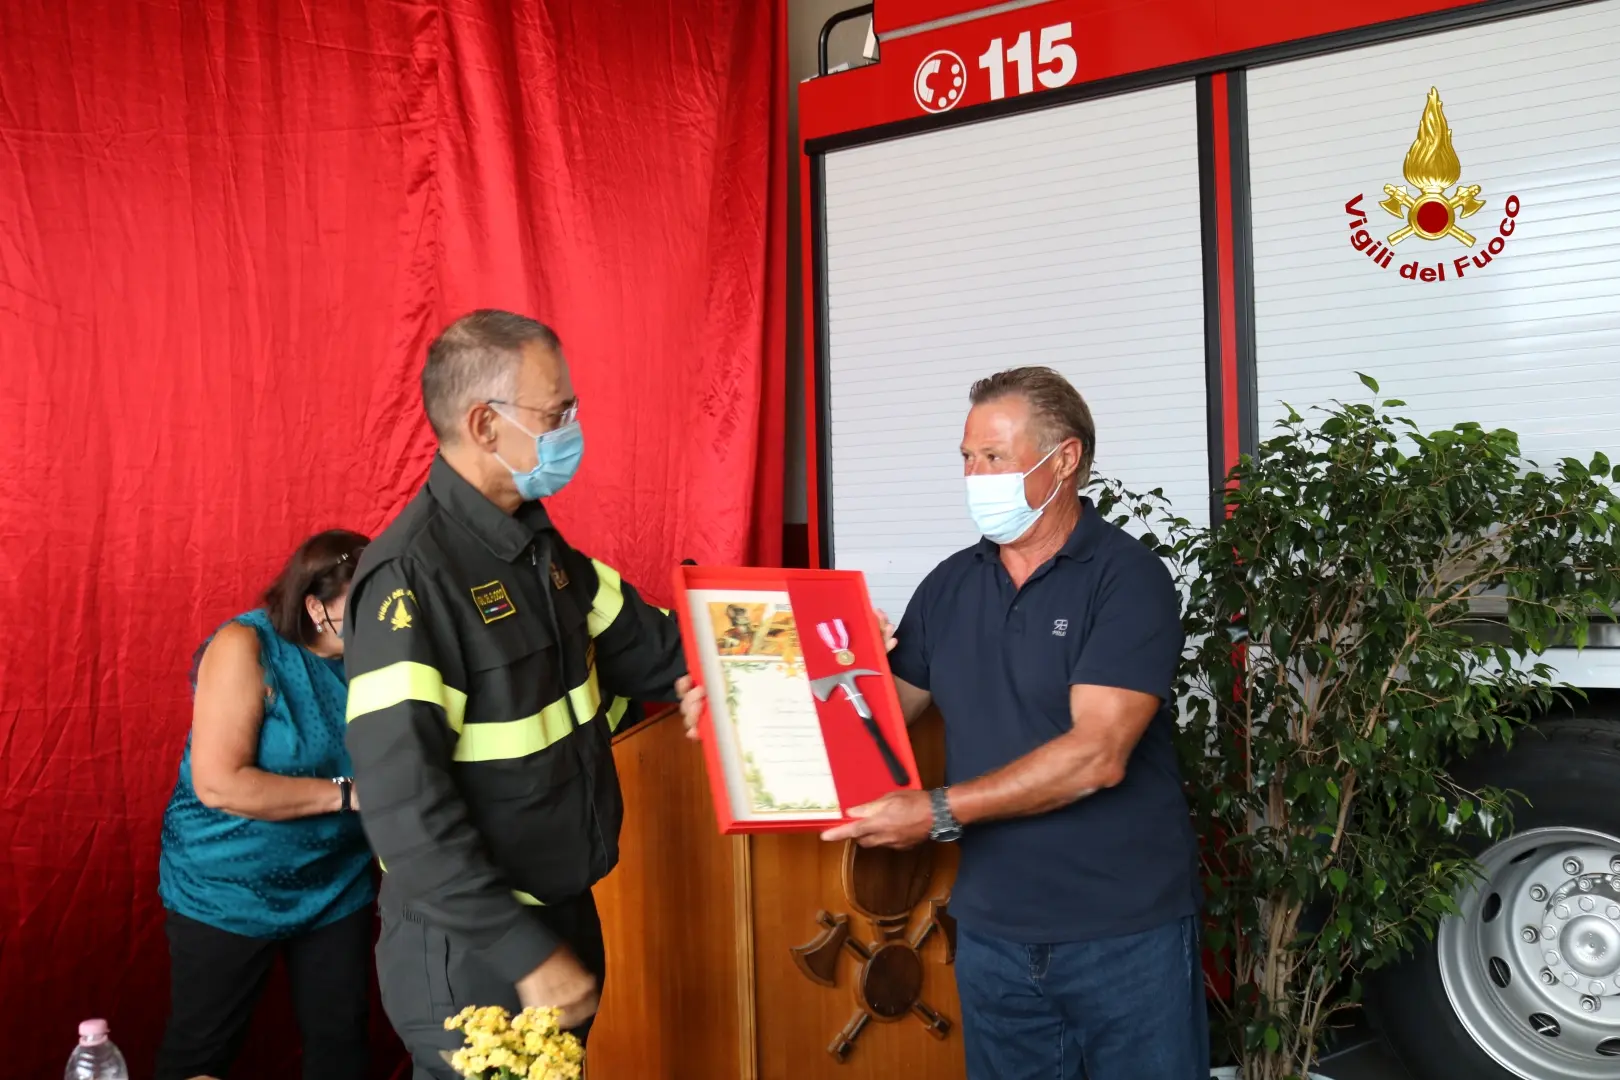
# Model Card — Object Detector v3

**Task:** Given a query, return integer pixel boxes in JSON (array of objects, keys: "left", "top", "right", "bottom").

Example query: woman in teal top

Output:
[{"left": 156, "top": 529, "right": 375, "bottom": 1080}]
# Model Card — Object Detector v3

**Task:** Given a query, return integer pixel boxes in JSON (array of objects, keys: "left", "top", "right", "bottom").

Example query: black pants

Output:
[
  {"left": 155, "top": 906, "right": 372, "bottom": 1080},
  {"left": 376, "top": 880, "right": 605, "bottom": 1080}
]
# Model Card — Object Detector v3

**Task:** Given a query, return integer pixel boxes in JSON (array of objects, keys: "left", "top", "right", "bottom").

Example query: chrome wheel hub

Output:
[{"left": 1439, "top": 828, "right": 1620, "bottom": 1078}]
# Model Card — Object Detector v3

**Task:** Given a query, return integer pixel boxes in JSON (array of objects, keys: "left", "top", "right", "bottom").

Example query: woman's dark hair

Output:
[{"left": 263, "top": 529, "right": 370, "bottom": 646}]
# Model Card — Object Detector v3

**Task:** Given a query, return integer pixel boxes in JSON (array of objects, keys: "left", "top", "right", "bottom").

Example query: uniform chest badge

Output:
[
  {"left": 471, "top": 580, "right": 516, "bottom": 625},
  {"left": 550, "top": 563, "right": 569, "bottom": 590}
]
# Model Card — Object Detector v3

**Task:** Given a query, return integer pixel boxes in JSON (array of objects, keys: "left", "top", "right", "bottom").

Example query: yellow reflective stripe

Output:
[
  {"left": 607, "top": 696, "right": 631, "bottom": 732},
  {"left": 453, "top": 669, "right": 603, "bottom": 763},
  {"left": 454, "top": 698, "right": 575, "bottom": 762},
  {"left": 346, "top": 661, "right": 467, "bottom": 732},
  {"left": 587, "top": 559, "right": 624, "bottom": 637},
  {"left": 568, "top": 666, "right": 602, "bottom": 720}
]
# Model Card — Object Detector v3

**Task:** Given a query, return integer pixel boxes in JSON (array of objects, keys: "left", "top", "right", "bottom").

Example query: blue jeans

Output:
[{"left": 955, "top": 914, "right": 1209, "bottom": 1080}]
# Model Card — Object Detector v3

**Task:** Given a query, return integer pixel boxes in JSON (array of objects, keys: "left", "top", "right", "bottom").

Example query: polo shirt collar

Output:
[
  {"left": 427, "top": 454, "right": 552, "bottom": 562},
  {"left": 974, "top": 496, "right": 1103, "bottom": 563}
]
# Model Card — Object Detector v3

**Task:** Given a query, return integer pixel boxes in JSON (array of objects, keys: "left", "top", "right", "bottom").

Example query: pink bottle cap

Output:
[{"left": 78, "top": 1019, "right": 109, "bottom": 1045}]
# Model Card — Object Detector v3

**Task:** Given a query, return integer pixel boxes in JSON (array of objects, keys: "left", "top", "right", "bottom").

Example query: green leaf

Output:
[
  {"left": 1133, "top": 373, "right": 1620, "bottom": 1073},
  {"left": 1357, "top": 371, "right": 1380, "bottom": 393}
]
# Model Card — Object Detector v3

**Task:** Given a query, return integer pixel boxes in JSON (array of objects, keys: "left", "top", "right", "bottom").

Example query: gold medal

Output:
[{"left": 818, "top": 620, "right": 854, "bottom": 667}]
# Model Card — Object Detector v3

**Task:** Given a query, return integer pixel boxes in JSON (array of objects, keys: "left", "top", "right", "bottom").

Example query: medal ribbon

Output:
[{"left": 815, "top": 619, "right": 849, "bottom": 653}]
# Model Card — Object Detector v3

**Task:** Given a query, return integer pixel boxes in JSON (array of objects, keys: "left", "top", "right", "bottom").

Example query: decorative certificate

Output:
[
  {"left": 685, "top": 589, "right": 841, "bottom": 820},
  {"left": 674, "top": 565, "right": 920, "bottom": 834}
]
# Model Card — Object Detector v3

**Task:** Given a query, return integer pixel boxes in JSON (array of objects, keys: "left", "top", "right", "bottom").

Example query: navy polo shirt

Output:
[{"left": 889, "top": 497, "right": 1200, "bottom": 944}]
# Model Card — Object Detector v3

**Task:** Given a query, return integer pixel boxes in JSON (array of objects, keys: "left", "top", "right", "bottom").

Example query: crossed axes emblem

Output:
[
  {"left": 1380, "top": 181, "right": 1484, "bottom": 246},
  {"left": 790, "top": 842, "right": 956, "bottom": 1061}
]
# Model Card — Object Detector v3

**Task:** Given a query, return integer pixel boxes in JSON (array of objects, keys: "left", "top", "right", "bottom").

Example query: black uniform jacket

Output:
[{"left": 344, "top": 455, "right": 684, "bottom": 981}]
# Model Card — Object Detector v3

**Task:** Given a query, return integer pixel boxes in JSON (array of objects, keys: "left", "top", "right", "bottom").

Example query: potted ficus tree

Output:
[{"left": 1102, "top": 377, "right": 1620, "bottom": 1080}]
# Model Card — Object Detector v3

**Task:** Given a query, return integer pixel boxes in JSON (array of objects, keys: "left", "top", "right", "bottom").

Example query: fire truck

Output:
[{"left": 797, "top": 2, "right": 1620, "bottom": 1077}]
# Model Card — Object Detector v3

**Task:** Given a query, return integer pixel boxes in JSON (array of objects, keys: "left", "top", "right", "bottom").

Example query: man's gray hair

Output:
[
  {"left": 421, "top": 309, "right": 562, "bottom": 441},
  {"left": 969, "top": 366, "right": 1097, "bottom": 488}
]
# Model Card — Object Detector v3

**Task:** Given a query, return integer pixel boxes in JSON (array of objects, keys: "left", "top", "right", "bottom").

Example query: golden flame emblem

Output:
[{"left": 1378, "top": 87, "right": 1486, "bottom": 247}]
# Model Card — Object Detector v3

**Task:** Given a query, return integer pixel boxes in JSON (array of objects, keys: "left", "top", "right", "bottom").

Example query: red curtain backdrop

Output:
[{"left": 0, "top": 0, "right": 786, "bottom": 1075}]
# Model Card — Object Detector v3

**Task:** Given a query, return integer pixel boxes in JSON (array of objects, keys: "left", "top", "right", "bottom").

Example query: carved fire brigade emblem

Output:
[
  {"left": 1378, "top": 86, "right": 1486, "bottom": 247},
  {"left": 790, "top": 840, "right": 956, "bottom": 1061}
]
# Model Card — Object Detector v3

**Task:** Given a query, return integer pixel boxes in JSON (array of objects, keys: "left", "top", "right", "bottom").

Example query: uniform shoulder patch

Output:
[
  {"left": 377, "top": 588, "right": 418, "bottom": 631},
  {"left": 471, "top": 580, "right": 517, "bottom": 624}
]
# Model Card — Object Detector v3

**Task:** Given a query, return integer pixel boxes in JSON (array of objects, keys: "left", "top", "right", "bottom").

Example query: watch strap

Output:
[{"left": 928, "top": 786, "right": 961, "bottom": 841}]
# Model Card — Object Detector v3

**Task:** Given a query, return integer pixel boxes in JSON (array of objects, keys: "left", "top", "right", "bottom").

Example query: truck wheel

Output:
[{"left": 1370, "top": 717, "right": 1620, "bottom": 1080}]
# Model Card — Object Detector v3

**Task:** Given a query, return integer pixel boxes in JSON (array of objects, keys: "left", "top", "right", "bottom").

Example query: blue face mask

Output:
[
  {"left": 493, "top": 409, "right": 584, "bottom": 501},
  {"left": 964, "top": 444, "right": 1062, "bottom": 544}
]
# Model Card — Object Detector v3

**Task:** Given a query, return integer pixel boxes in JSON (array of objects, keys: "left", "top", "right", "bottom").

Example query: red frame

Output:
[
  {"left": 802, "top": 0, "right": 1485, "bottom": 140},
  {"left": 671, "top": 564, "right": 921, "bottom": 834},
  {"left": 798, "top": 0, "right": 1499, "bottom": 567}
]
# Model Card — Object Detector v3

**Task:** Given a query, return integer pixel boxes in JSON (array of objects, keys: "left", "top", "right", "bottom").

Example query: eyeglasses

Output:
[{"left": 488, "top": 398, "right": 579, "bottom": 431}]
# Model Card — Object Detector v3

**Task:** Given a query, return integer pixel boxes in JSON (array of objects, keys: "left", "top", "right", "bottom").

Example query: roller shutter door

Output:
[
  {"left": 1246, "top": 2, "right": 1620, "bottom": 464},
  {"left": 821, "top": 82, "right": 1209, "bottom": 617}
]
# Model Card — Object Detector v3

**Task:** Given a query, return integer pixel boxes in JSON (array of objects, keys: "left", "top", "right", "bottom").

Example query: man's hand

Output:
[
  {"left": 820, "top": 789, "right": 932, "bottom": 849},
  {"left": 876, "top": 609, "right": 897, "bottom": 653},
  {"left": 677, "top": 674, "right": 705, "bottom": 741},
  {"left": 515, "top": 945, "right": 600, "bottom": 1029},
  {"left": 678, "top": 610, "right": 896, "bottom": 743}
]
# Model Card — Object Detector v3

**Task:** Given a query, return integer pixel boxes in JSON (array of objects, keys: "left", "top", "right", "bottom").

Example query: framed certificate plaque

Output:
[{"left": 672, "top": 565, "right": 922, "bottom": 834}]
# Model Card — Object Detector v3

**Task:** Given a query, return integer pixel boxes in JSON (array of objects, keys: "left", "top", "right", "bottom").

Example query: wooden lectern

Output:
[{"left": 588, "top": 710, "right": 965, "bottom": 1080}]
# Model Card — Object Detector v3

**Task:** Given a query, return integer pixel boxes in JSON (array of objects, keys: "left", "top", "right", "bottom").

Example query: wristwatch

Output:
[
  {"left": 332, "top": 776, "right": 354, "bottom": 812},
  {"left": 927, "top": 786, "right": 963, "bottom": 843}
]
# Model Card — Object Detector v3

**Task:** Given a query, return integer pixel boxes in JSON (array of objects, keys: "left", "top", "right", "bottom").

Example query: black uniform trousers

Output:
[
  {"left": 155, "top": 906, "right": 372, "bottom": 1080},
  {"left": 376, "top": 878, "right": 606, "bottom": 1080}
]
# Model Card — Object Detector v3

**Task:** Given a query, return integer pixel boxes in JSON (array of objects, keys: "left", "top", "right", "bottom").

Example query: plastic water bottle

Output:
[{"left": 64, "top": 1020, "right": 127, "bottom": 1080}]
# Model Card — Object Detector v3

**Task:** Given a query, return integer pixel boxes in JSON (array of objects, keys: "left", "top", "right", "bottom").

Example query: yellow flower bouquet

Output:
[{"left": 440, "top": 1005, "right": 584, "bottom": 1080}]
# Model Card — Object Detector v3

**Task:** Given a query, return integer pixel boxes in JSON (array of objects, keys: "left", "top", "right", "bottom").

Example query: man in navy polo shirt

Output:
[{"left": 820, "top": 366, "right": 1207, "bottom": 1080}]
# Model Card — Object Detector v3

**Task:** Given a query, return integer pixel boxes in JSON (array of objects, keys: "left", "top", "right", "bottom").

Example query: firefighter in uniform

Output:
[{"left": 343, "top": 310, "right": 687, "bottom": 1077}]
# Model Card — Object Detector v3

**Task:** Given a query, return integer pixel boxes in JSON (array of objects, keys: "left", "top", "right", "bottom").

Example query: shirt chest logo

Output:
[
  {"left": 1052, "top": 619, "right": 1069, "bottom": 637},
  {"left": 471, "top": 580, "right": 517, "bottom": 625}
]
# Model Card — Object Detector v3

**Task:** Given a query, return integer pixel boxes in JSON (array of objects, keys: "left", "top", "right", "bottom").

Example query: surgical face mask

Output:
[
  {"left": 964, "top": 444, "right": 1062, "bottom": 544},
  {"left": 492, "top": 407, "right": 584, "bottom": 501}
]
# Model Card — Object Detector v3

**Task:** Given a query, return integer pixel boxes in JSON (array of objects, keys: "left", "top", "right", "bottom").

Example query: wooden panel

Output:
[
  {"left": 590, "top": 710, "right": 753, "bottom": 1079},
  {"left": 751, "top": 710, "right": 966, "bottom": 1080}
]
